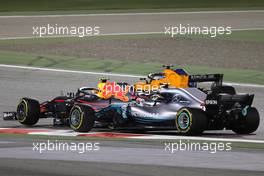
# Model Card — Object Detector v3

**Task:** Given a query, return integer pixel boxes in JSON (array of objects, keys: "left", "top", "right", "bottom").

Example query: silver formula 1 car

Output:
[{"left": 67, "top": 77, "right": 259, "bottom": 135}]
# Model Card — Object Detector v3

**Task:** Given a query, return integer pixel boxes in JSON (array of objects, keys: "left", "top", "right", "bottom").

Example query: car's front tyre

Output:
[
  {"left": 17, "top": 98, "right": 40, "bottom": 126},
  {"left": 69, "top": 105, "right": 95, "bottom": 132}
]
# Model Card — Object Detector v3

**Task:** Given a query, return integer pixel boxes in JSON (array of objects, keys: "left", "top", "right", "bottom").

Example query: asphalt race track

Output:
[
  {"left": 0, "top": 10, "right": 264, "bottom": 175},
  {"left": 0, "top": 137, "right": 264, "bottom": 176},
  {"left": 0, "top": 66, "right": 264, "bottom": 175},
  {"left": 0, "top": 10, "right": 264, "bottom": 39}
]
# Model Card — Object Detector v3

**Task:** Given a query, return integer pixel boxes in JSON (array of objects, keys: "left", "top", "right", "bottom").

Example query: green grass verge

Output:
[
  {"left": 0, "top": 0, "right": 264, "bottom": 13},
  {"left": 0, "top": 133, "right": 263, "bottom": 150},
  {"left": 0, "top": 30, "right": 263, "bottom": 84},
  {"left": 0, "top": 50, "right": 263, "bottom": 84}
]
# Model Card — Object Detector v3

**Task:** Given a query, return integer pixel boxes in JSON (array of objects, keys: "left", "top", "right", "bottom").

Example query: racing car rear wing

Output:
[
  {"left": 220, "top": 94, "right": 254, "bottom": 105},
  {"left": 188, "top": 74, "right": 223, "bottom": 87}
]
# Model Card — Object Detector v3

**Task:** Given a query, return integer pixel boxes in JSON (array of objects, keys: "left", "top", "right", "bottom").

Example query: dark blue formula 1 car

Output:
[
  {"left": 5, "top": 74, "right": 260, "bottom": 135},
  {"left": 69, "top": 85, "right": 259, "bottom": 135}
]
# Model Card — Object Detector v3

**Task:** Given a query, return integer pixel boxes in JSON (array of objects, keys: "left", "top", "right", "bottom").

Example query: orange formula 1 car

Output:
[
  {"left": 134, "top": 65, "right": 189, "bottom": 92},
  {"left": 134, "top": 65, "right": 225, "bottom": 93}
]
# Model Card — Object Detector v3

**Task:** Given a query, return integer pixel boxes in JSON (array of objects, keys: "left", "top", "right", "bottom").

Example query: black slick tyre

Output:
[
  {"left": 175, "top": 108, "right": 207, "bottom": 135},
  {"left": 16, "top": 98, "right": 40, "bottom": 126},
  {"left": 69, "top": 105, "right": 95, "bottom": 132}
]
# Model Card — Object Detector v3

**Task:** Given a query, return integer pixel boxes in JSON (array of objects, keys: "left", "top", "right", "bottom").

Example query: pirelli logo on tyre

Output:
[{"left": 175, "top": 108, "right": 193, "bottom": 133}]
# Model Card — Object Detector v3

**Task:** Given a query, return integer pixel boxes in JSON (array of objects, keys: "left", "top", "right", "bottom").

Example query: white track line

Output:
[
  {"left": 0, "top": 10, "right": 264, "bottom": 18},
  {"left": 129, "top": 135, "right": 264, "bottom": 144},
  {"left": 0, "top": 64, "right": 263, "bottom": 88},
  {"left": 0, "top": 28, "right": 263, "bottom": 40},
  {"left": 0, "top": 64, "right": 141, "bottom": 78},
  {"left": 0, "top": 141, "right": 15, "bottom": 144},
  {"left": 0, "top": 32, "right": 162, "bottom": 40},
  {"left": 232, "top": 27, "right": 264, "bottom": 31},
  {"left": 29, "top": 131, "right": 78, "bottom": 137},
  {"left": 27, "top": 130, "right": 264, "bottom": 144}
]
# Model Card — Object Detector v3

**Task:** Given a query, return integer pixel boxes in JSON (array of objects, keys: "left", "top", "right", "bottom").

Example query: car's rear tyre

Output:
[
  {"left": 69, "top": 105, "right": 95, "bottom": 132},
  {"left": 17, "top": 98, "right": 40, "bottom": 125},
  {"left": 175, "top": 108, "right": 207, "bottom": 135},
  {"left": 232, "top": 107, "right": 260, "bottom": 134}
]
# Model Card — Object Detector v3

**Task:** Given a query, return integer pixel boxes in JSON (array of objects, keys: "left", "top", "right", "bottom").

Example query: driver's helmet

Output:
[
  {"left": 96, "top": 78, "right": 130, "bottom": 102},
  {"left": 135, "top": 97, "right": 145, "bottom": 106},
  {"left": 96, "top": 77, "right": 110, "bottom": 98},
  {"left": 97, "top": 77, "right": 109, "bottom": 90}
]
